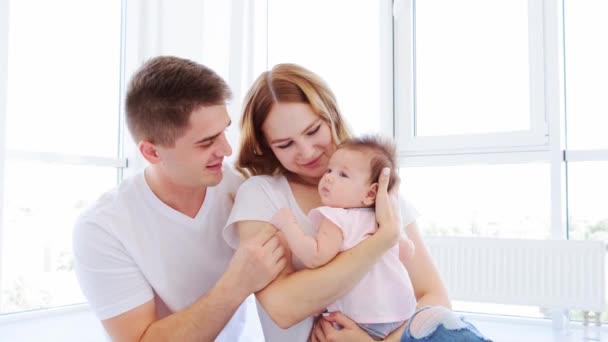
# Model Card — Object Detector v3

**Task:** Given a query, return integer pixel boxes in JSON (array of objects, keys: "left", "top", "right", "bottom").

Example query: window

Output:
[
  {"left": 0, "top": 0, "right": 124, "bottom": 314},
  {"left": 267, "top": 0, "right": 391, "bottom": 136},
  {"left": 395, "top": 0, "right": 607, "bottom": 325},
  {"left": 394, "top": 0, "right": 548, "bottom": 153},
  {"left": 400, "top": 163, "right": 550, "bottom": 239},
  {"left": 567, "top": 162, "right": 608, "bottom": 241},
  {"left": 564, "top": 0, "right": 608, "bottom": 150}
]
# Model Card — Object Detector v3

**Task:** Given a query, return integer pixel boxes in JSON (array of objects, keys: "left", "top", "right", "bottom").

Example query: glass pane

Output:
[
  {"left": 567, "top": 161, "right": 608, "bottom": 241},
  {"left": 564, "top": 0, "right": 608, "bottom": 150},
  {"left": 415, "top": 0, "right": 530, "bottom": 136},
  {"left": 400, "top": 163, "right": 550, "bottom": 239},
  {"left": 6, "top": 0, "right": 122, "bottom": 157},
  {"left": 1, "top": 161, "right": 117, "bottom": 314},
  {"left": 268, "top": 0, "right": 382, "bottom": 135}
]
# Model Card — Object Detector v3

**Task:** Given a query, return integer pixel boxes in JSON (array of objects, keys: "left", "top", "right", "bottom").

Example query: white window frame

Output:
[
  {"left": 393, "top": 0, "right": 551, "bottom": 157},
  {"left": 0, "top": 0, "right": 10, "bottom": 313}
]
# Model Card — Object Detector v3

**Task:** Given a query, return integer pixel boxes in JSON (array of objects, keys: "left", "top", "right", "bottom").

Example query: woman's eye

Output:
[
  {"left": 306, "top": 125, "right": 321, "bottom": 136},
  {"left": 277, "top": 141, "right": 293, "bottom": 149}
]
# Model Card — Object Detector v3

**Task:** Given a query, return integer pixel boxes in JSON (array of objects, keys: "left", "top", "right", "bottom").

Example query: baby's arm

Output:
[{"left": 271, "top": 208, "right": 343, "bottom": 269}]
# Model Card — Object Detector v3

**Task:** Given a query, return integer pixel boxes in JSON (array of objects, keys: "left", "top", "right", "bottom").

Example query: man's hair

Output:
[
  {"left": 125, "top": 56, "right": 231, "bottom": 146},
  {"left": 236, "top": 63, "right": 352, "bottom": 178},
  {"left": 338, "top": 134, "right": 400, "bottom": 191}
]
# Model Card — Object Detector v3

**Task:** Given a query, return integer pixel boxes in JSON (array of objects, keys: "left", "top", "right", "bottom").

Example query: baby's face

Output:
[{"left": 318, "top": 148, "right": 373, "bottom": 208}]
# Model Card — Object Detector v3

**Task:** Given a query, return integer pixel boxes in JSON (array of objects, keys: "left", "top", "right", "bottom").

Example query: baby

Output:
[{"left": 271, "top": 135, "right": 416, "bottom": 340}]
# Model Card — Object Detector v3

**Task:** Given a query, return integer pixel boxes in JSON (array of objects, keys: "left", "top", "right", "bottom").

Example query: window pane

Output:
[
  {"left": 268, "top": 0, "right": 382, "bottom": 135},
  {"left": 567, "top": 161, "right": 608, "bottom": 241},
  {"left": 400, "top": 163, "right": 550, "bottom": 239},
  {"left": 415, "top": 0, "right": 529, "bottom": 136},
  {"left": 1, "top": 161, "right": 117, "bottom": 314},
  {"left": 6, "top": 0, "right": 122, "bottom": 157},
  {"left": 564, "top": 0, "right": 608, "bottom": 150}
]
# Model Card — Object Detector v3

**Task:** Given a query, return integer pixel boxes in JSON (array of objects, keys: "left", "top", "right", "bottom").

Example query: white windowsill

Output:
[{"left": 0, "top": 307, "right": 605, "bottom": 342}]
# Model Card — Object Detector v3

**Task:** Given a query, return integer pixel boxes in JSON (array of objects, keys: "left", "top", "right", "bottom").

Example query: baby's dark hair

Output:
[{"left": 338, "top": 134, "right": 400, "bottom": 192}]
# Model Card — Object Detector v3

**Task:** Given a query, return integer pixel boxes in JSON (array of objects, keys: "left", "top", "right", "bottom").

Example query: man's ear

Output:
[
  {"left": 362, "top": 183, "right": 379, "bottom": 206},
  {"left": 139, "top": 140, "right": 161, "bottom": 164}
]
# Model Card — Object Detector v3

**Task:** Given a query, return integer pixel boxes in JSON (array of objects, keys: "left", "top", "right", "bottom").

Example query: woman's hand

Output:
[
  {"left": 374, "top": 168, "right": 401, "bottom": 246},
  {"left": 310, "top": 312, "right": 373, "bottom": 342}
]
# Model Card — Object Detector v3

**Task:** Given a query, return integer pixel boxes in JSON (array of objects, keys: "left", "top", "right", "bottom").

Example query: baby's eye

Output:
[
  {"left": 326, "top": 168, "right": 332, "bottom": 174},
  {"left": 339, "top": 171, "right": 348, "bottom": 178}
]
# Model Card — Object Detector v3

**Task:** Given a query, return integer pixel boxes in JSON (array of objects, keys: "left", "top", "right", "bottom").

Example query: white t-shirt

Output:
[
  {"left": 73, "top": 165, "right": 260, "bottom": 341},
  {"left": 223, "top": 174, "right": 419, "bottom": 342}
]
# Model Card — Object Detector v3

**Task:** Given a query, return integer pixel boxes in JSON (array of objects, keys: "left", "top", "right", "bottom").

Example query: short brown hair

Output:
[
  {"left": 126, "top": 56, "right": 231, "bottom": 146},
  {"left": 339, "top": 135, "right": 400, "bottom": 191},
  {"left": 236, "top": 63, "right": 351, "bottom": 177}
]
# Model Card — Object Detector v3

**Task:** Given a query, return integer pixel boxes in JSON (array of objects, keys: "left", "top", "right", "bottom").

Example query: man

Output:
[{"left": 73, "top": 56, "right": 286, "bottom": 341}]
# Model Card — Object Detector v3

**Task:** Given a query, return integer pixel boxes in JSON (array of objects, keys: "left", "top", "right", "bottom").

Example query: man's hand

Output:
[
  {"left": 225, "top": 228, "right": 286, "bottom": 296},
  {"left": 270, "top": 208, "right": 298, "bottom": 231}
]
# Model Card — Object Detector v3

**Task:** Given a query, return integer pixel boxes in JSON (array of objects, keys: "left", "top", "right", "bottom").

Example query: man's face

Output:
[{"left": 156, "top": 104, "right": 232, "bottom": 188}]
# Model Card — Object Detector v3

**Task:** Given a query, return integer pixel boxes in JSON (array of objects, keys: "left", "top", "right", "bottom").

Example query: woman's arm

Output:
[
  {"left": 237, "top": 168, "right": 400, "bottom": 329},
  {"left": 237, "top": 219, "right": 397, "bottom": 328},
  {"left": 309, "top": 222, "right": 451, "bottom": 342},
  {"left": 401, "top": 222, "right": 451, "bottom": 309}
]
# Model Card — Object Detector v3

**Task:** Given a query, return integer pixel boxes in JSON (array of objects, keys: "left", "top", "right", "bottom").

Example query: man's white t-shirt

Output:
[
  {"left": 73, "top": 165, "right": 260, "bottom": 341},
  {"left": 223, "top": 174, "right": 419, "bottom": 342}
]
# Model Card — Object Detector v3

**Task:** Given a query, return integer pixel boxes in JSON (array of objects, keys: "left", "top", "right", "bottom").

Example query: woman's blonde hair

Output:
[{"left": 236, "top": 63, "right": 352, "bottom": 177}]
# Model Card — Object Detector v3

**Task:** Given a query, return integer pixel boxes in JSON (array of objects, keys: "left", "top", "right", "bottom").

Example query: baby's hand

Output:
[{"left": 271, "top": 208, "right": 297, "bottom": 230}]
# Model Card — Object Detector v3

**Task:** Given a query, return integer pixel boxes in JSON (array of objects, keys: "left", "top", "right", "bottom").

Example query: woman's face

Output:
[{"left": 262, "top": 102, "right": 336, "bottom": 183}]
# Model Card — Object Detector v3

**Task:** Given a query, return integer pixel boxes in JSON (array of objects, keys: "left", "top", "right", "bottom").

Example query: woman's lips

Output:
[{"left": 302, "top": 154, "right": 323, "bottom": 168}]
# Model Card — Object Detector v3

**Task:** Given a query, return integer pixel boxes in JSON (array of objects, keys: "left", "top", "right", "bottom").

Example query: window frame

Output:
[
  {"left": 0, "top": 0, "right": 129, "bottom": 315},
  {"left": 393, "top": 0, "right": 551, "bottom": 155}
]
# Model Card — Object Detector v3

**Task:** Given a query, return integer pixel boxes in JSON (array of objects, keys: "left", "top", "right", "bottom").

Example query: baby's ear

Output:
[{"left": 363, "top": 183, "right": 378, "bottom": 206}]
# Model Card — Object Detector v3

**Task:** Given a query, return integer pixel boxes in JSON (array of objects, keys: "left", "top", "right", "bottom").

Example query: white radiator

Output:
[{"left": 426, "top": 237, "right": 607, "bottom": 312}]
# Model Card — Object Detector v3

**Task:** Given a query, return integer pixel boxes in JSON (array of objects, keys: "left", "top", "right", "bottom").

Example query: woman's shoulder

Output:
[{"left": 241, "top": 174, "right": 286, "bottom": 189}]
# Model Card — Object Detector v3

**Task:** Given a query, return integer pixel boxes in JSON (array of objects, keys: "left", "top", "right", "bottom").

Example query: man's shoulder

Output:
[
  {"left": 220, "top": 164, "right": 245, "bottom": 188},
  {"left": 74, "top": 173, "right": 142, "bottom": 230}
]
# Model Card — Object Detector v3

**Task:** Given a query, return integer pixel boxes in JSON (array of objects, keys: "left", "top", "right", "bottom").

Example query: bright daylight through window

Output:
[{"left": 1, "top": 0, "right": 122, "bottom": 314}]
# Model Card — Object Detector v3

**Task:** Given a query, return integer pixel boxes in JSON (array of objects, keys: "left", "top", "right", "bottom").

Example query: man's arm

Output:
[
  {"left": 101, "top": 228, "right": 286, "bottom": 341},
  {"left": 271, "top": 208, "right": 343, "bottom": 268}
]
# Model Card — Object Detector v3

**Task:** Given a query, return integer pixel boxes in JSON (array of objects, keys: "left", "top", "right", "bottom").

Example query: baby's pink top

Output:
[{"left": 309, "top": 206, "right": 416, "bottom": 323}]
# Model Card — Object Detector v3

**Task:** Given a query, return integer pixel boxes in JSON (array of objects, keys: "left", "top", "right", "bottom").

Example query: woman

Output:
[{"left": 223, "top": 64, "right": 475, "bottom": 342}]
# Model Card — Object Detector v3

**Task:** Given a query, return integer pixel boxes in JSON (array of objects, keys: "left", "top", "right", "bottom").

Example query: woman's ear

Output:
[
  {"left": 362, "top": 183, "right": 379, "bottom": 206},
  {"left": 139, "top": 140, "right": 161, "bottom": 164}
]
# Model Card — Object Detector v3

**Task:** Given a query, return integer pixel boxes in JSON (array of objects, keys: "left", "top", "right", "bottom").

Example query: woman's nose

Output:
[{"left": 298, "top": 142, "right": 315, "bottom": 159}]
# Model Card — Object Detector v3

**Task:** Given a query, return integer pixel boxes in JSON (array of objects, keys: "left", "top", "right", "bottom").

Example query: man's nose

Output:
[{"left": 216, "top": 133, "right": 232, "bottom": 157}]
